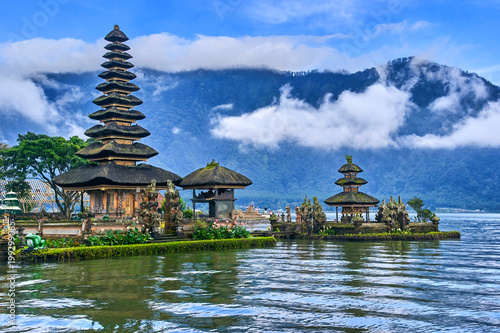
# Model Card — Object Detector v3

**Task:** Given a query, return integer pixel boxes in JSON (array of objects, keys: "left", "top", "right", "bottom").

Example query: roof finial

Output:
[
  {"left": 345, "top": 154, "right": 353, "bottom": 164},
  {"left": 114, "top": 24, "right": 119, "bottom": 30},
  {"left": 206, "top": 159, "right": 219, "bottom": 168}
]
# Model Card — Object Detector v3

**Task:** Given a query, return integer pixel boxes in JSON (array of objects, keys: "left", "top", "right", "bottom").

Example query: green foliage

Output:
[
  {"left": 390, "top": 228, "right": 411, "bottom": 235},
  {"left": 87, "top": 227, "right": 152, "bottom": 246},
  {"left": 183, "top": 208, "right": 193, "bottom": 218},
  {"left": 193, "top": 220, "right": 250, "bottom": 240},
  {"left": 319, "top": 226, "right": 336, "bottom": 236},
  {"left": 179, "top": 197, "right": 188, "bottom": 212},
  {"left": 46, "top": 238, "right": 80, "bottom": 248},
  {"left": 269, "top": 213, "right": 278, "bottom": 222},
  {"left": 407, "top": 196, "right": 424, "bottom": 213},
  {"left": 407, "top": 196, "right": 435, "bottom": 222},
  {"left": 21, "top": 237, "right": 277, "bottom": 262},
  {"left": 0, "top": 132, "right": 92, "bottom": 217}
]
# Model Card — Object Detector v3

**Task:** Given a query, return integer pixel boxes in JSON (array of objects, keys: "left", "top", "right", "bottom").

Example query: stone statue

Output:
[
  {"left": 139, "top": 180, "right": 161, "bottom": 235},
  {"left": 312, "top": 197, "right": 327, "bottom": 234},
  {"left": 295, "top": 206, "right": 301, "bottom": 223},
  {"left": 163, "top": 180, "right": 182, "bottom": 233},
  {"left": 286, "top": 206, "right": 292, "bottom": 223},
  {"left": 375, "top": 196, "right": 410, "bottom": 231}
]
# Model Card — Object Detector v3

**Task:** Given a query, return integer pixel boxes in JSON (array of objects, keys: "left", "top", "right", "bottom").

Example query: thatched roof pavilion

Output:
[{"left": 180, "top": 160, "right": 252, "bottom": 219}]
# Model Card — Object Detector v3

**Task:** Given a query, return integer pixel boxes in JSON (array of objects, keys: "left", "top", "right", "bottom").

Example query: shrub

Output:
[
  {"left": 46, "top": 238, "right": 80, "bottom": 248},
  {"left": 183, "top": 209, "right": 194, "bottom": 218},
  {"left": 87, "top": 227, "right": 151, "bottom": 246},
  {"left": 319, "top": 226, "right": 335, "bottom": 236},
  {"left": 193, "top": 220, "right": 250, "bottom": 240},
  {"left": 21, "top": 237, "right": 277, "bottom": 262}
]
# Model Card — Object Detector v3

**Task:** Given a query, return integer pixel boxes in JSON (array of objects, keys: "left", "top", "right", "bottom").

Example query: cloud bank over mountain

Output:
[
  {"left": 211, "top": 83, "right": 412, "bottom": 149},
  {"left": 0, "top": 34, "right": 497, "bottom": 149}
]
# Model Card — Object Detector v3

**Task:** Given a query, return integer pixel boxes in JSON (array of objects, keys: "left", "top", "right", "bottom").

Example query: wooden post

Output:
[
  {"left": 80, "top": 190, "right": 84, "bottom": 212},
  {"left": 192, "top": 189, "right": 196, "bottom": 221},
  {"left": 215, "top": 189, "right": 219, "bottom": 219}
]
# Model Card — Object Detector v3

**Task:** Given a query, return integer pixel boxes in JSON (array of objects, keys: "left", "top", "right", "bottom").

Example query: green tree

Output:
[
  {"left": 407, "top": 196, "right": 432, "bottom": 222},
  {"left": 0, "top": 132, "right": 92, "bottom": 217}
]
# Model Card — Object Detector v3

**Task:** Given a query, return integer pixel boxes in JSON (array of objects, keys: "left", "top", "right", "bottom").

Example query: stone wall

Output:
[{"left": 409, "top": 222, "right": 439, "bottom": 233}]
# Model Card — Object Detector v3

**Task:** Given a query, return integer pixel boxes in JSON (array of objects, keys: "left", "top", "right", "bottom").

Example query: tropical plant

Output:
[
  {"left": 193, "top": 220, "right": 250, "bottom": 240},
  {"left": 87, "top": 227, "right": 152, "bottom": 246},
  {"left": 319, "top": 226, "right": 336, "bottom": 236},
  {"left": 46, "top": 238, "right": 80, "bottom": 248}
]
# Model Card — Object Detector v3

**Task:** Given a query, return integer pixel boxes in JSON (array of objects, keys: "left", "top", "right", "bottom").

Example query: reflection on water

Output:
[{"left": 1, "top": 214, "right": 500, "bottom": 332}]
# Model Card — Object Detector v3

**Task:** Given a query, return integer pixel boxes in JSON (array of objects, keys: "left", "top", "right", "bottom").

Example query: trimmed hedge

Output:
[
  {"left": 297, "top": 231, "right": 461, "bottom": 241},
  {"left": 20, "top": 237, "right": 276, "bottom": 262}
]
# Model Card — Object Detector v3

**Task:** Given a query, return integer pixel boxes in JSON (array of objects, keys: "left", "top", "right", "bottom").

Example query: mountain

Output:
[{"left": 4, "top": 57, "right": 500, "bottom": 211}]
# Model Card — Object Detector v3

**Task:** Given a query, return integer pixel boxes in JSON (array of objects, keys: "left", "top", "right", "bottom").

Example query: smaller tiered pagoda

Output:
[
  {"left": 0, "top": 192, "right": 22, "bottom": 215},
  {"left": 324, "top": 155, "right": 379, "bottom": 222}
]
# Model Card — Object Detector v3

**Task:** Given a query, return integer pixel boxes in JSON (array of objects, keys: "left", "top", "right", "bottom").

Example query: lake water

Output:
[{"left": 1, "top": 213, "right": 500, "bottom": 332}]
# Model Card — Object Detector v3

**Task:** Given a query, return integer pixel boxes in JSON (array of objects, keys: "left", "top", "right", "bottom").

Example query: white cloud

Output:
[
  {"left": 376, "top": 20, "right": 432, "bottom": 35},
  {"left": 0, "top": 74, "right": 60, "bottom": 125},
  {"left": 0, "top": 38, "right": 103, "bottom": 75},
  {"left": 212, "top": 103, "right": 234, "bottom": 111},
  {"left": 211, "top": 83, "right": 412, "bottom": 150},
  {"left": 418, "top": 65, "right": 489, "bottom": 113},
  {"left": 129, "top": 33, "right": 356, "bottom": 73},
  {"left": 172, "top": 127, "right": 180, "bottom": 134},
  {"left": 401, "top": 101, "right": 500, "bottom": 148}
]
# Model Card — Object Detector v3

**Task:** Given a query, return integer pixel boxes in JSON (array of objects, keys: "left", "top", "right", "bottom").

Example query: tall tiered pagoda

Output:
[
  {"left": 54, "top": 25, "right": 181, "bottom": 218},
  {"left": 324, "top": 155, "right": 379, "bottom": 222}
]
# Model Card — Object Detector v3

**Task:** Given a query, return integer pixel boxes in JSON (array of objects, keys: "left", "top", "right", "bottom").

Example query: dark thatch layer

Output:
[
  {"left": 101, "top": 60, "right": 134, "bottom": 70},
  {"left": 96, "top": 81, "right": 139, "bottom": 93},
  {"left": 76, "top": 141, "right": 158, "bottom": 160},
  {"left": 103, "top": 51, "right": 132, "bottom": 60},
  {"left": 324, "top": 191, "right": 379, "bottom": 206},
  {"left": 180, "top": 165, "right": 252, "bottom": 189},
  {"left": 89, "top": 107, "right": 145, "bottom": 121},
  {"left": 104, "top": 42, "right": 130, "bottom": 52},
  {"left": 99, "top": 69, "right": 136, "bottom": 81},
  {"left": 105, "top": 26, "right": 129, "bottom": 43},
  {"left": 85, "top": 123, "right": 150, "bottom": 139},
  {"left": 53, "top": 162, "right": 181, "bottom": 188},
  {"left": 92, "top": 92, "right": 143, "bottom": 107},
  {"left": 335, "top": 177, "right": 368, "bottom": 186},
  {"left": 338, "top": 163, "right": 363, "bottom": 173}
]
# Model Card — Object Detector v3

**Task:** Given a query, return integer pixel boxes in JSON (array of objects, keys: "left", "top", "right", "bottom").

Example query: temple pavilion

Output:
[
  {"left": 179, "top": 160, "right": 252, "bottom": 219},
  {"left": 54, "top": 25, "right": 181, "bottom": 218},
  {"left": 324, "top": 155, "right": 379, "bottom": 222}
]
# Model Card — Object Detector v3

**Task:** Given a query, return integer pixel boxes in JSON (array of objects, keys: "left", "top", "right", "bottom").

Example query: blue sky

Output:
[{"left": 1, "top": 0, "right": 500, "bottom": 81}]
